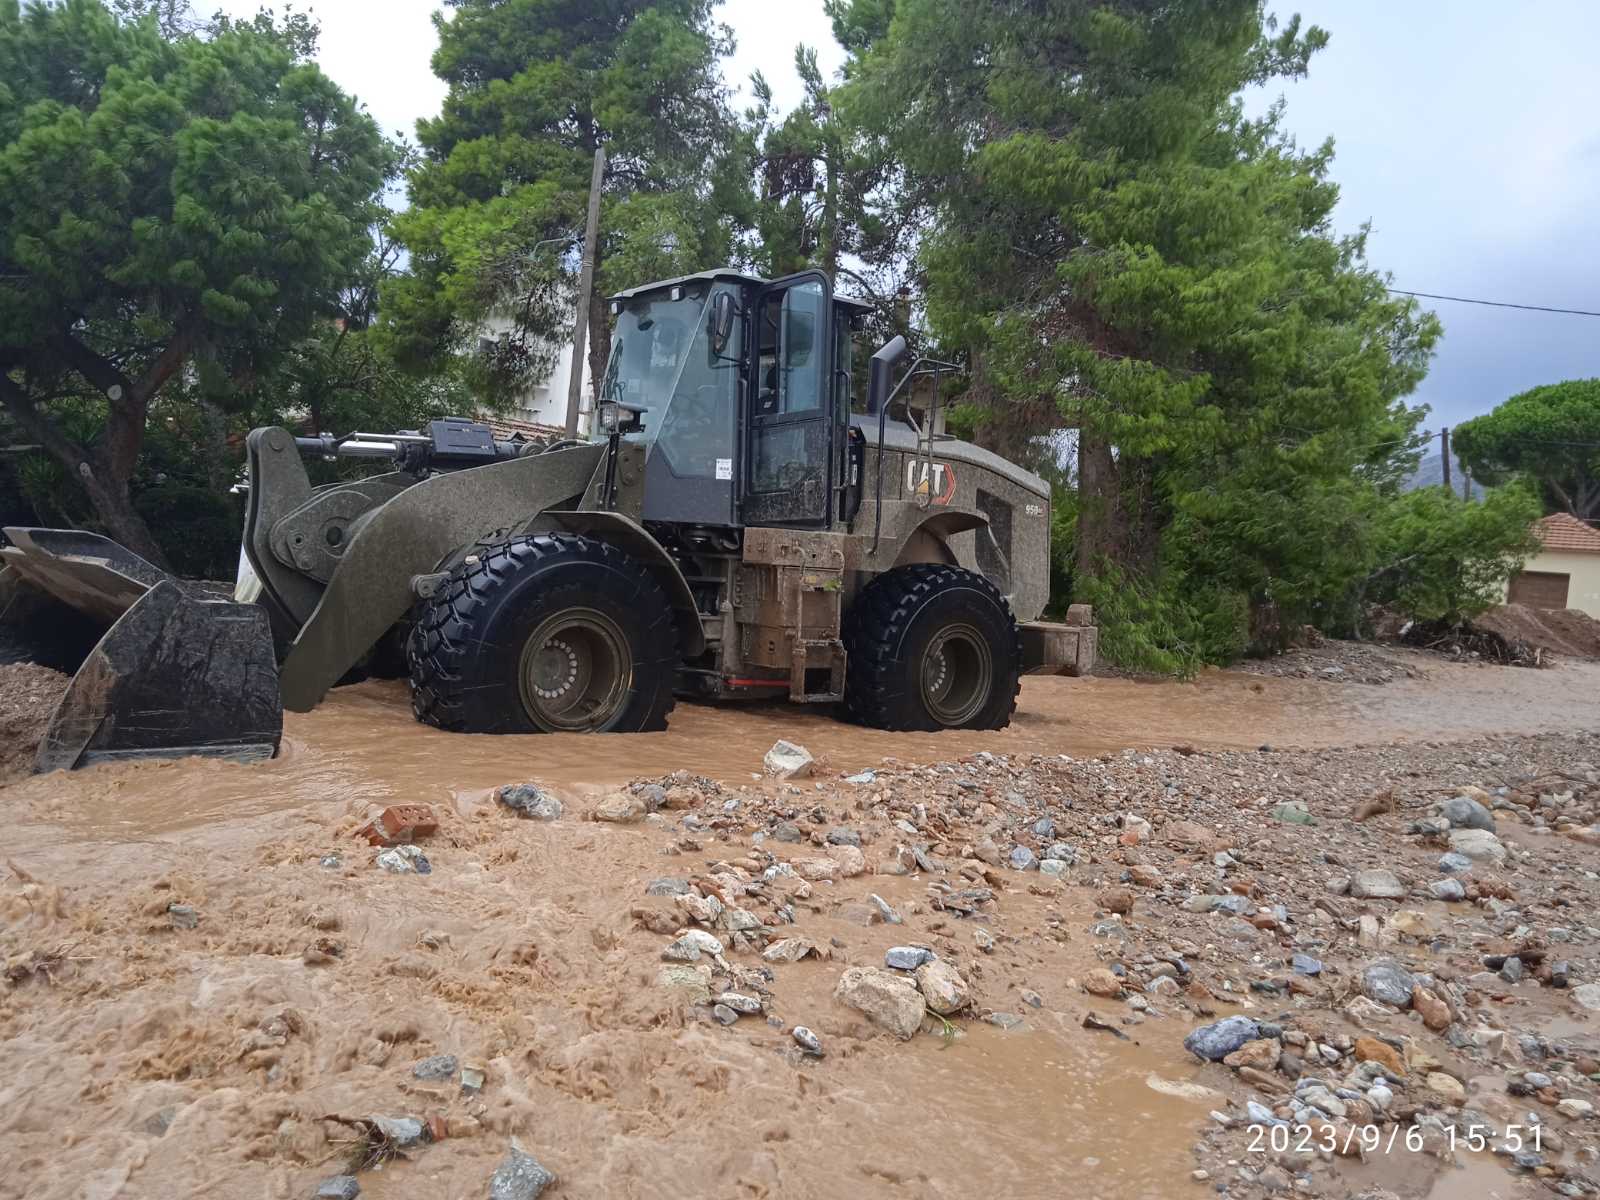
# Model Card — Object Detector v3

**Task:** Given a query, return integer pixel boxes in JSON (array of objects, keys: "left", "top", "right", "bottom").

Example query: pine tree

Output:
[
  {"left": 387, "top": 0, "right": 740, "bottom": 408},
  {"left": 838, "top": 0, "right": 1443, "bottom": 664},
  {"left": 0, "top": 0, "right": 387, "bottom": 566}
]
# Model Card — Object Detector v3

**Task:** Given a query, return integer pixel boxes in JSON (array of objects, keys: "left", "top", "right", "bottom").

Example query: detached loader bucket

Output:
[{"left": 2, "top": 527, "right": 282, "bottom": 773}]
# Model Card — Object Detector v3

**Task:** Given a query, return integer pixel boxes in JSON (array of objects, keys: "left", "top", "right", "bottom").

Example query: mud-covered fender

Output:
[
  {"left": 529, "top": 510, "right": 706, "bottom": 658},
  {"left": 893, "top": 508, "right": 989, "bottom": 565},
  {"left": 278, "top": 442, "right": 605, "bottom": 712}
]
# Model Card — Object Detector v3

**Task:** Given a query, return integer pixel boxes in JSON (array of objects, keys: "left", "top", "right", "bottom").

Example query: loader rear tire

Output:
[
  {"left": 842, "top": 564, "right": 1020, "bottom": 732},
  {"left": 407, "top": 533, "right": 678, "bottom": 734}
]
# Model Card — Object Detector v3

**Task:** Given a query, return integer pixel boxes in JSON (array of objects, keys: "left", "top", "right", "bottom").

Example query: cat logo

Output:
[{"left": 906, "top": 458, "right": 957, "bottom": 505}]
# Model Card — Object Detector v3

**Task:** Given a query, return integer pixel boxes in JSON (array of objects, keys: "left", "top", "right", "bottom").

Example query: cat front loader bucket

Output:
[{"left": 0, "top": 528, "right": 281, "bottom": 773}]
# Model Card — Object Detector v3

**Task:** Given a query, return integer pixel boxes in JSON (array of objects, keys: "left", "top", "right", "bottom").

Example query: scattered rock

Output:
[
  {"left": 167, "top": 904, "right": 199, "bottom": 929},
  {"left": 884, "top": 945, "right": 935, "bottom": 971},
  {"left": 1353, "top": 1037, "right": 1405, "bottom": 1076},
  {"left": 1291, "top": 953, "right": 1323, "bottom": 976},
  {"left": 792, "top": 1026, "right": 824, "bottom": 1056},
  {"left": 718, "top": 992, "right": 762, "bottom": 1015},
  {"left": 1424, "top": 1072, "right": 1466, "bottom": 1106},
  {"left": 1441, "top": 795, "right": 1495, "bottom": 831},
  {"left": 412, "top": 1054, "right": 458, "bottom": 1082},
  {"left": 711, "top": 1003, "right": 739, "bottom": 1026},
  {"left": 867, "top": 894, "right": 902, "bottom": 924},
  {"left": 656, "top": 964, "right": 713, "bottom": 1005},
  {"left": 1184, "top": 1016, "right": 1261, "bottom": 1062},
  {"left": 1099, "top": 887, "right": 1135, "bottom": 916},
  {"left": 764, "top": 740, "right": 814, "bottom": 779},
  {"left": 645, "top": 878, "right": 690, "bottom": 896},
  {"left": 1362, "top": 961, "right": 1417, "bottom": 1008},
  {"left": 834, "top": 966, "right": 927, "bottom": 1040},
  {"left": 1447, "top": 827, "right": 1506, "bottom": 864},
  {"left": 593, "top": 792, "right": 647, "bottom": 822},
  {"left": 489, "top": 1147, "right": 556, "bottom": 1200},
  {"left": 1007, "top": 845, "right": 1037, "bottom": 871},
  {"left": 1084, "top": 968, "right": 1124, "bottom": 998},
  {"left": 1571, "top": 983, "right": 1600, "bottom": 1012},
  {"left": 496, "top": 784, "right": 562, "bottom": 820},
  {"left": 1428, "top": 878, "right": 1466, "bottom": 902},
  {"left": 1438, "top": 851, "right": 1474, "bottom": 874},
  {"left": 315, "top": 1178, "right": 361, "bottom": 1200},
  {"left": 375, "top": 845, "right": 431, "bottom": 874},
  {"left": 1411, "top": 986, "right": 1452, "bottom": 1032},
  {"left": 915, "top": 959, "right": 972, "bottom": 1014},
  {"left": 1350, "top": 869, "right": 1407, "bottom": 900}
]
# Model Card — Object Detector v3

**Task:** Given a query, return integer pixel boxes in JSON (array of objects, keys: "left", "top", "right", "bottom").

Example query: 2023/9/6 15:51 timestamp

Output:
[{"left": 1248, "top": 1122, "right": 1542, "bottom": 1155}]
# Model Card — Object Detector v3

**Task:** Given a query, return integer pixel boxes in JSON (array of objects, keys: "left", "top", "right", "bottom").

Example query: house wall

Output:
[
  {"left": 1506, "top": 551, "right": 1600, "bottom": 618},
  {"left": 481, "top": 315, "right": 594, "bottom": 435}
]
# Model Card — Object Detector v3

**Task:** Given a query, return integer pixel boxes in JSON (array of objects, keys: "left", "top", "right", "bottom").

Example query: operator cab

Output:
[{"left": 602, "top": 269, "right": 871, "bottom": 528}]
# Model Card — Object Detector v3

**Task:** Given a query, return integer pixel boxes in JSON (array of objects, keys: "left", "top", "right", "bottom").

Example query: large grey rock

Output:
[
  {"left": 1008, "top": 845, "right": 1038, "bottom": 871},
  {"left": 1448, "top": 828, "right": 1506, "bottom": 864},
  {"left": 1042, "top": 842, "right": 1078, "bottom": 864},
  {"left": 497, "top": 783, "right": 562, "bottom": 820},
  {"left": 1441, "top": 795, "right": 1495, "bottom": 831},
  {"left": 1350, "top": 870, "right": 1407, "bottom": 900},
  {"left": 1184, "top": 1016, "right": 1261, "bottom": 1062},
  {"left": 1363, "top": 961, "right": 1418, "bottom": 1007},
  {"left": 792, "top": 1026, "right": 824, "bottom": 1056},
  {"left": 369, "top": 1115, "right": 426, "bottom": 1149},
  {"left": 411, "top": 1054, "right": 458, "bottom": 1081},
  {"left": 1571, "top": 983, "right": 1600, "bottom": 1012},
  {"left": 763, "top": 740, "right": 814, "bottom": 779},
  {"left": 885, "top": 945, "right": 935, "bottom": 971},
  {"left": 1438, "top": 851, "right": 1474, "bottom": 874},
  {"left": 834, "top": 966, "right": 927, "bottom": 1039},
  {"left": 1429, "top": 878, "right": 1466, "bottom": 902},
  {"left": 315, "top": 1178, "right": 360, "bottom": 1200},
  {"left": 490, "top": 1147, "right": 556, "bottom": 1200}
]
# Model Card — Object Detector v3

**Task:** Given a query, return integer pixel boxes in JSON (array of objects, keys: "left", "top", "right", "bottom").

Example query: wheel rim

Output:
[
  {"left": 517, "top": 608, "right": 633, "bottom": 731},
  {"left": 919, "top": 623, "right": 992, "bottom": 727}
]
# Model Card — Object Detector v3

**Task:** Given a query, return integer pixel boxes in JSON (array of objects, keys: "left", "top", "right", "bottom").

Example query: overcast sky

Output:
[{"left": 216, "top": 0, "right": 1599, "bottom": 428}]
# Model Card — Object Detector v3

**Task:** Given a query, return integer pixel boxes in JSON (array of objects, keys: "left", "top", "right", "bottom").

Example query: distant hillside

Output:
[{"left": 1404, "top": 451, "right": 1487, "bottom": 499}]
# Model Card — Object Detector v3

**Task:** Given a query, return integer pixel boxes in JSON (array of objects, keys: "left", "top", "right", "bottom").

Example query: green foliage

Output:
[
  {"left": 1453, "top": 379, "right": 1600, "bottom": 521},
  {"left": 837, "top": 0, "right": 1450, "bottom": 669},
  {"left": 0, "top": 0, "right": 390, "bottom": 564},
  {"left": 387, "top": 0, "right": 739, "bottom": 399},
  {"left": 1365, "top": 484, "right": 1542, "bottom": 624}
]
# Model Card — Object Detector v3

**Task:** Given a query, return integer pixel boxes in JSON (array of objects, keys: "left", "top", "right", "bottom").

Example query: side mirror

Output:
[
  {"left": 709, "top": 291, "right": 737, "bottom": 356},
  {"left": 866, "top": 335, "right": 909, "bottom": 415}
]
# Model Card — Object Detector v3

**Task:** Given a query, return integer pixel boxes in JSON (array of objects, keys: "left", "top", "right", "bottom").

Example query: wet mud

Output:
[{"left": 2, "top": 650, "right": 1598, "bottom": 1198}]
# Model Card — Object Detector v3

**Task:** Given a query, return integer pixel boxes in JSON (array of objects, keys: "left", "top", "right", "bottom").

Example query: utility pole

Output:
[
  {"left": 1440, "top": 426, "right": 1451, "bottom": 490},
  {"left": 564, "top": 146, "right": 605, "bottom": 439}
]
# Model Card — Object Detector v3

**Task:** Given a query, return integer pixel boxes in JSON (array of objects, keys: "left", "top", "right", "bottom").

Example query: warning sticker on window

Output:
[{"left": 715, "top": 458, "right": 733, "bottom": 481}]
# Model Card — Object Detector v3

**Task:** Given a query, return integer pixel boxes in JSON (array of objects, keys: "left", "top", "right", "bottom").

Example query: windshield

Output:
[
  {"left": 600, "top": 291, "right": 708, "bottom": 432},
  {"left": 599, "top": 283, "right": 742, "bottom": 482}
]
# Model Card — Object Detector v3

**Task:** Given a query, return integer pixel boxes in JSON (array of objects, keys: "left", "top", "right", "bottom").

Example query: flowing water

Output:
[{"left": 3, "top": 653, "right": 1598, "bottom": 1197}]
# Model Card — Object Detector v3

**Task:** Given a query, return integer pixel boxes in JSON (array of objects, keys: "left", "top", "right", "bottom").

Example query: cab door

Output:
[{"left": 742, "top": 272, "right": 834, "bottom": 527}]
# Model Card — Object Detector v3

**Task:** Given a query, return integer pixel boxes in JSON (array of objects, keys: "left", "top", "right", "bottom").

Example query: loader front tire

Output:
[
  {"left": 843, "top": 564, "right": 1020, "bottom": 732},
  {"left": 407, "top": 533, "right": 678, "bottom": 734}
]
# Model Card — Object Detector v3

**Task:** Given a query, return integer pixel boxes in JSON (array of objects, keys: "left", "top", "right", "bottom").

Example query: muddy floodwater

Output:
[
  {"left": 36, "top": 651, "right": 1600, "bottom": 841},
  {"left": 2, "top": 649, "right": 1598, "bottom": 1199}
]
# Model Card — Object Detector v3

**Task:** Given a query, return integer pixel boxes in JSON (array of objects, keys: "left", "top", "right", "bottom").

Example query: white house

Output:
[
  {"left": 479, "top": 315, "right": 593, "bottom": 441},
  {"left": 1505, "top": 513, "right": 1600, "bottom": 618}
]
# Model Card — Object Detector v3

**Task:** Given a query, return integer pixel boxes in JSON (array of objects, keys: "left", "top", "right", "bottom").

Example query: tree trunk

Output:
[
  {"left": 77, "top": 459, "right": 169, "bottom": 569},
  {"left": 1074, "top": 429, "right": 1159, "bottom": 591}
]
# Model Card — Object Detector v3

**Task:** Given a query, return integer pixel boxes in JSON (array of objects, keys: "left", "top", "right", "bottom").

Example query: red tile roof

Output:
[
  {"left": 482, "top": 414, "right": 567, "bottom": 443},
  {"left": 1534, "top": 512, "right": 1600, "bottom": 554}
]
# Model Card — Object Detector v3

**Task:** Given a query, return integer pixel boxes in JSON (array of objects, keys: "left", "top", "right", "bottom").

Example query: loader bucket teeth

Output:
[{"left": 34, "top": 579, "right": 281, "bottom": 773}]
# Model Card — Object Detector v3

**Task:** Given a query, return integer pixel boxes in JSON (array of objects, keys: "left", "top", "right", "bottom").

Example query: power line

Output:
[{"left": 1387, "top": 289, "right": 1600, "bottom": 318}]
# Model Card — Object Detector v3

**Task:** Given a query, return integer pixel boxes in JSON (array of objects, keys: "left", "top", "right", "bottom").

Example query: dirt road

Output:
[{"left": 2, "top": 647, "right": 1598, "bottom": 1200}]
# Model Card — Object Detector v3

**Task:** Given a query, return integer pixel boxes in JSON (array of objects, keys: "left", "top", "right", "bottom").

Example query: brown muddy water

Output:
[{"left": 1, "top": 652, "right": 1597, "bottom": 1198}]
